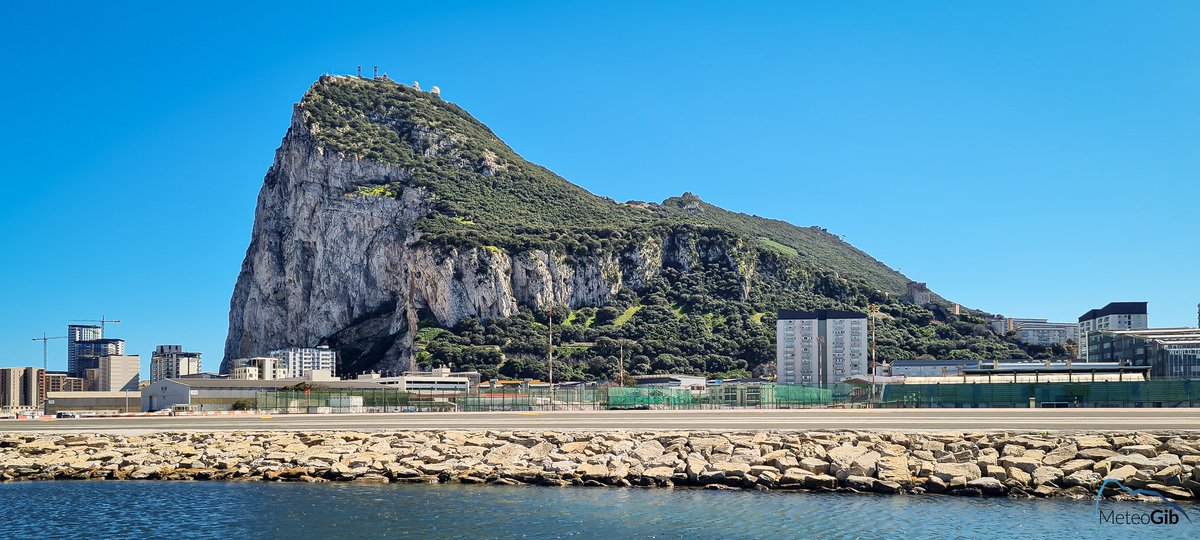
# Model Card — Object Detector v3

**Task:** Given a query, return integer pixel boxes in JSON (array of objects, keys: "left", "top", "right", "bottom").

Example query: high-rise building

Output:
[
  {"left": 66, "top": 324, "right": 102, "bottom": 377},
  {"left": 0, "top": 367, "right": 45, "bottom": 410},
  {"left": 776, "top": 309, "right": 868, "bottom": 387},
  {"left": 268, "top": 346, "right": 337, "bottom": 378},
  {"left": 72, "top": 338, "right": 125, "bottom": 378},
  {"left": 97, "top": 355, "right": 140, "bottom": 392},
  {"left": 1078, "top": 302, "right": 1148, "bottom": 360},
  {"left": 150, "top": 345, "right": 202, "bottom": 382}
]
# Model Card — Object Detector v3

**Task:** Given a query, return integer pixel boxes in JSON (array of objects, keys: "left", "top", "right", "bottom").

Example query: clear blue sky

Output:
[{"left": 2, "top": 1, "right": 1196, "bottom": 373}]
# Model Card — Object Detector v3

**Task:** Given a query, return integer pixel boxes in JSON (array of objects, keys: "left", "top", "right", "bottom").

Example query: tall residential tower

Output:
[{"left": 776, "top": 309, "right": 868, "bottom": 387}]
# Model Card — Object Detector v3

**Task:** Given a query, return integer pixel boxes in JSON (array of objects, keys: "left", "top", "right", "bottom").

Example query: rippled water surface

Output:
[{"left": 1, "top": 481, "right": 1197, "bottom": 539}]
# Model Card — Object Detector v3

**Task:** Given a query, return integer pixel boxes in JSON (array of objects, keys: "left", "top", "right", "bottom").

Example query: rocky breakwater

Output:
[{"left": 3, "top": 431, "right": 1200, "bottom": 500}]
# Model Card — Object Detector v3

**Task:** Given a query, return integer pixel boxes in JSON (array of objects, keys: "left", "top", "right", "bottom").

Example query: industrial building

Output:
[
  {"left": 46, "top": 391, "right": 141, "bottom": 415},
  {"left": 141, "top": 377, "right": 396, "bottom": 412},
  {"left": 631, "top": 374, "right": 708, "bottom": 391},
  {"left": 1078, "top": 302, "right": 1148, "bottom": 360},
  {"left": 776, "top": 309, "right": 868, "bottom": 387},
  {"left": 1086, "top": 328, "right": 1200, "bottom": 378},
  {"left": 875, "top": 359, "right": 1148, "bottom": 384},
  {"left": 355, "top": 367, "right": 476, "bottom": 392}
]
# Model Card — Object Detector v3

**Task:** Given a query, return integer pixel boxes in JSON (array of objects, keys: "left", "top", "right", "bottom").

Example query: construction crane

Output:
[
  {"left": 31, "top": 333, "right": 67, "bottom": 410},
  {"left": 68, "top": 316, "right": 121, "bottom": 335}
]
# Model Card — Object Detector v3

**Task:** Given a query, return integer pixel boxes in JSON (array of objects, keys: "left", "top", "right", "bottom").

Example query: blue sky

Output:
[{"left": 1, "top": 1, "right": 1196, "bottom": 373}]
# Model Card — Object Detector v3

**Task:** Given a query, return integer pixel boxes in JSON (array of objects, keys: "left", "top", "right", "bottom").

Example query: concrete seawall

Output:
[{"left": 3, "top": 430, "right": 1199, "bottom": 500}]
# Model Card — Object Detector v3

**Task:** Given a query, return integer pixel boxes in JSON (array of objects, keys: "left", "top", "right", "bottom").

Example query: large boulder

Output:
[
  {"left": 967, "top": 476, "right": 1006, "bottom": 496},
  {"left": 1031, "top": 466, "right": 1063, "bottom": 486},
  {"left": 876, "top": 456, "right": 912, "bottom": 485},
  {"left": 933, "top": 462, "right": 982, "bottom": 483}
]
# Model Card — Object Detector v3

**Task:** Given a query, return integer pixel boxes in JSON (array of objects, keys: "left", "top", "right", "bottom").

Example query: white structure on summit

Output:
[
  {"left": 412, "top": 81, "right": 420, "bottom": 90},
  {"left": 430, "top": 86, "right": 441, "bottom": 96}
]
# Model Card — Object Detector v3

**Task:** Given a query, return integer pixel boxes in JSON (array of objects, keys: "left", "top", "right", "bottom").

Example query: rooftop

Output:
[
  {"left": 1078, "top": 302, "right": 1148, "bottom": 322},
  {"left": 158, "top": 378, "right": 394, "bottom": 390},
  {"left": 778, "top": 309, "right": 867, "bottom": 321}
]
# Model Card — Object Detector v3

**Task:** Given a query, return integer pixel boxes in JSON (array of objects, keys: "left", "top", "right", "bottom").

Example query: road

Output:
[{"left": 2, "top": 408, "right": 1198, "bottom": 434}]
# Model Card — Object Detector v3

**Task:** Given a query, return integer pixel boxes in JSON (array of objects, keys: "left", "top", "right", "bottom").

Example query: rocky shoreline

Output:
[{"left": 3, "top": 430, "right": 1199, "bottom": 500}]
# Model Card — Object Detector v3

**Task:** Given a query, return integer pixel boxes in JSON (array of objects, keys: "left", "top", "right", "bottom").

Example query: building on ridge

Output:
[{"left": 903, "top": 282, "right": 932, "bottom": 306}]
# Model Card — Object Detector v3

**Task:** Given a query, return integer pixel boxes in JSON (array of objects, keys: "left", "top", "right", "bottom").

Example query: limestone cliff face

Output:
[{"left": 222, "top": 105, "right": 753, "bottom": 373}]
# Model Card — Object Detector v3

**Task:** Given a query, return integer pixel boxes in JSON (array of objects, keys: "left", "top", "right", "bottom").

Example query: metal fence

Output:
[
  {"left": 870, "top": 379, "right": 1200, "bottom": 408},
  {"left": 251, "top": 379, "right": 1200, "bottom": 413},
  {"left": 599, "top": 384, "right": 833, "bottom": 410},
  {"left": 254, "top": 385, "right": 607, "bottom": 414}
]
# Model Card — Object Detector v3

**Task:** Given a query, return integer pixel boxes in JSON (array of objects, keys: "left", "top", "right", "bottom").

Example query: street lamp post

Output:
[{"left": 547, "top": 305, "right": 554, "bottom": 411}]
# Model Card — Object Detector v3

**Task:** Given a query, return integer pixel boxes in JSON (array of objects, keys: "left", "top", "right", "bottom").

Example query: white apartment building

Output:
[
  {"left": 1078, "top": 302, "right": 1148, "bottom": 360},
  {"left": 150, "top": 345, "right": 203, "bottom": 382},
  {"left": 228, "top": 357, "right": 287, "bottom": 380},
  {"left": 268, "top": 346, "right": 337, "bottom": 378},
  {"left": 990, "top": 317, "right": 1080, "bottom": 347},
  {"left": 97, "top": 355, "right": 140, "bottom": 392},
  {"left": 776, "top": 309, "right": 868, "bottom": 387}
]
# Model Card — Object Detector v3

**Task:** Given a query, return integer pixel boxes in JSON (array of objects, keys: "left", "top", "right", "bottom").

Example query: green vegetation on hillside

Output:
[
  {"left": 300, "top": 76, "right": 1041, "bottom": 379},
  {"left": 412, "top": 256, "right": 1033, "bottom": 381}
]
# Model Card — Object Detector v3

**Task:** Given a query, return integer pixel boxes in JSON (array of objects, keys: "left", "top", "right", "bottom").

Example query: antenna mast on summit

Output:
[{"left": 373, "top": 65, "right": 378, "bottom": 79}]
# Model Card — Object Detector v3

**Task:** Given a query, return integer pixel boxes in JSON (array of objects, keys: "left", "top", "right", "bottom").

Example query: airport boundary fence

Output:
[{"left": 252, "top": 379, "right": 1200, "bottom": 414}]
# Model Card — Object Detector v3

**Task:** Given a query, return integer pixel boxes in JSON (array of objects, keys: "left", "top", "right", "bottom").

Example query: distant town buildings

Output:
[
  {"left": 1086, "top": 328, "right": 1200, "bottom": 378},
  {"left": 96, "top": 355, "right": 140, "bottom": 392},
  {"left": 269, "top": 346, "right": 337, "bottom": 378},
  {"left": 150, "top": 345, "right": 202, "bottom": 382},
  {"left": 990, "top": 317, "right": 1079, "bottom": 347},
  {"left": 776, "top": 309, "right": 868, "bottom": 387},
  {"left": 1078, "top": 302, "right": 1148, "bottom": 360},
  {"left": 45, "top": 372, "right": 85, "bottom": 392}
]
